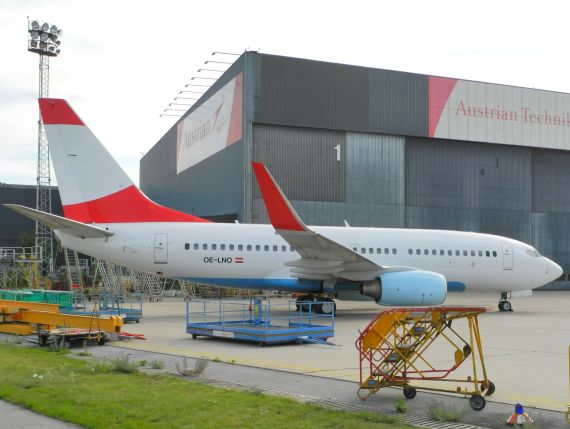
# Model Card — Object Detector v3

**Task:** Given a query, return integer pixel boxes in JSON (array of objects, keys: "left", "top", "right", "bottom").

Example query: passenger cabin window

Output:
[
  {"left": 281, "top": 245, "right": 286, "bottom": 252},
  {"left": 264, "top": 245, "right": 269, "bottom": 251},
  {"left": 376, "top": 248, "right": 381, "bottom": 254},
  {"left": 361, "top": 248, "right": 366, "bottom": 254},
  {"left": 184, "top": 243, "right": 190, "bottom": 250},
  {"left": 492, "top": 251, "right": 497, "bottom": 257},
  {"left": 392, "top": 248, "right": 397, "bottom": 255},
  {"left": 202, "top": 244, "right": 208, "bottom": 250},
  {"left": 353, "top": 247, "right": 357, "bottom": 252},
  {"left": 478, "top": 250, "right": 483, "bottom": 257},
  {"left": 424, "top": 249, "right": 429, "bottom": 255},
  {"left": 432, "top": 249, "right": 436, "bottom": 255},
  {"left": 255, "top": 245, "right": 261, "bottom": 251},
  {"left": 194, "top": 243, "right": 199, "bottom": 250},
  {"left": 416, "top": 249, "right": 421, "bottom": 255},
  {"left": 408, "top": 249, "right": 413, "bottom": 255},
  {"left": 273, "top": 245, "right": 278, "bottom": 252},
  {"left": 448, "top": 250, "right": 452, "bottom": 256},
  {"left": 463, "top": 250, "right": 467, "bottom": 256},
  {"left": 212, "top": 244, "right": 217, "bottom": 250},
  {"left": 486, "top": 251, "right": 490, "bottom": 257},
  {"left": 440, "top": 250, "right": 445, "bottom": 256},
  {"left": 369, "top": 247, "right": 374, "bottom": 254},
  {"left": 229, "top": 244, "right": 234, "bottom": 251},
  {"left": 471, "top": 250, "right": 475, "bottom": 256},
  {"left": 455, "top": 250, "right": 460, "bottom": 256},
  {"left": 238, "top": 244, "right": 243, "bottom": 251},
  {"left": 220, "top": 244, "right": 226, "bottom": 250},
  {"left": 246, "top": 245, "right": 252, "bottom": 251},
  {"left": 384, "top": 248, "right": 389, "bottom": 254}
]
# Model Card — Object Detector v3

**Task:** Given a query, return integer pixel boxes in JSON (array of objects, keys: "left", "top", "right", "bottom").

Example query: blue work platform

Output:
[
  {"left": 186, "top": 298, "right": 334, "bottom": 345},
  {"left": 61, "top": 293, "right": 143, "bottom": 323}
]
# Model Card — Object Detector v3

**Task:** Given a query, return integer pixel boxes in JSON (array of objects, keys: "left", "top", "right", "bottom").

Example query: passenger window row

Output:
[
  {"left": 184, "top": 243, "right": 295, "bottom": 252},
  {"left": 406, "top": 248, "right": 498, "bottom": 257},
  {"left": 352, "top": 247, "right": 397, "bottom": 255}
]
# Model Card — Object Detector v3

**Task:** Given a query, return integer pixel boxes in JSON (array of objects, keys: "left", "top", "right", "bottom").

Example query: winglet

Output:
[{"left": 252, "top": 162, "right": 306, "bottom": 231}]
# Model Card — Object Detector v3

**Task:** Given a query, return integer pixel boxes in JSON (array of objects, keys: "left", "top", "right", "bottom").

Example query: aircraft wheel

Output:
[
  {"left": 469, "top": 394, "right": 486, "bottom": 411},
  {"left": 498, "top": 300, "right": 512, "bottom": 312},
  {"left": 403, "top": 386, "right": 416, "bottom": 399},
  {"left": 319, "top": 299, "right": 335, "bottom": 316},
  {"left": 296, "top": 295, "right": 314, "bottom": 312},
  {"left": 97, "top": 335, "right": 106, "bottom": 346}
]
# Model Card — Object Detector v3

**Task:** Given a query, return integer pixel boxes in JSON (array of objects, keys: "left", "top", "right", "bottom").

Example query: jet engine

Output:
[{"left": 361, "top": 271, "right": 447, "bottom": 306}]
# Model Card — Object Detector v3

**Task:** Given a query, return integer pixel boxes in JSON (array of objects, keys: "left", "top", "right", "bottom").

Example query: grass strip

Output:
[{"left": 0, "top": 342, "right": 413, "bottom": 429}]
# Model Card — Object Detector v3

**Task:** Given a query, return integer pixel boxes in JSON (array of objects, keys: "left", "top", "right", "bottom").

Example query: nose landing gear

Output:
[{"left": 498, "top": 293, "right": 513, "bottom": 312}]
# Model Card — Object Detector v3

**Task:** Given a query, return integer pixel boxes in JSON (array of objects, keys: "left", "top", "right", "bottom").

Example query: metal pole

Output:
[{"left": 35, "top": 53, "right": 54, "bottom": 276}]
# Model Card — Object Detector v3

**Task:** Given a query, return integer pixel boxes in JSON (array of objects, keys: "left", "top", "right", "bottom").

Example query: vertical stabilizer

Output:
[{"left": 39, "top": 98, "right": 209, "bottom": 224}]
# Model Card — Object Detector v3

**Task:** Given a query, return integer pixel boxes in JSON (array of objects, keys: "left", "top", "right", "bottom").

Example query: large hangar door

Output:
[
  {"left": 252, "top": 124, "right": 345, "bottom": 225},
  {"left": 502, "top": 243, "right": 513, "bottom": 270}
]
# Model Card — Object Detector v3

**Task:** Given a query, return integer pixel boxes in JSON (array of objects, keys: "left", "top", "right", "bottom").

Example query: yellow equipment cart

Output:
[{"left": 356, "top": 306, "right": 494, "bottom": 411}]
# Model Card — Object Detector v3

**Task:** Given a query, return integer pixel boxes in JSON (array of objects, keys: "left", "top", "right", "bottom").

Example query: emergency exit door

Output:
[{"left": 154, "top": 233, "right": 168, "bottom": 264}]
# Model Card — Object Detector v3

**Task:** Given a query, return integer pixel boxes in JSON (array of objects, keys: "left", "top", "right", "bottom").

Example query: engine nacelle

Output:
[{"left": 361, "top": 271, "right": 447, "bottom": 306}]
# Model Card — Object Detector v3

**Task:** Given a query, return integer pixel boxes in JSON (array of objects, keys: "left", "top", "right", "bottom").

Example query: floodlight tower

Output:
[{"left": 27, "top": 19, "right": 62, "bottom": 275}]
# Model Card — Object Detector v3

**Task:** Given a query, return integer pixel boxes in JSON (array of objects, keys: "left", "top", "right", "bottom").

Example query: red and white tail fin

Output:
[{"left": 39, "top": 98, "right": 209, "bottom": 224}]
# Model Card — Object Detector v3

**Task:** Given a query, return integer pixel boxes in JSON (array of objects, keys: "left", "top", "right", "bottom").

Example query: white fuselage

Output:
[{"left": 56, "top": 222, "right": 561, "bottom": 296}]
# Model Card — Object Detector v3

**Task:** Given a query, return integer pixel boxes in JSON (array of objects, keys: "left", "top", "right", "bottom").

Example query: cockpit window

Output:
[{"left": 526, "top": 249, "right": 541, "bottom": 258}]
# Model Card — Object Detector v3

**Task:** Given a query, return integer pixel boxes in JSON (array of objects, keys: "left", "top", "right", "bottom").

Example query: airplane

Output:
[{"left": 6, "top": 98, "right": 563, "bottom": 315}]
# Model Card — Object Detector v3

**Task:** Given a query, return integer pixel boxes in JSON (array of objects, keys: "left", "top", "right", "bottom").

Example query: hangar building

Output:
[{"left": 140, "top": 52, "right": 570, "bottom": 283}]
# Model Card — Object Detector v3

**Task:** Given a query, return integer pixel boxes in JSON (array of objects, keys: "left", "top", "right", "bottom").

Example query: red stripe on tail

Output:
[
  {"left": 39, "top": 98, "right": 84, "bottom": 125},
  {"left": 63, "top": 185, "right": 210, "bottom": 223}
]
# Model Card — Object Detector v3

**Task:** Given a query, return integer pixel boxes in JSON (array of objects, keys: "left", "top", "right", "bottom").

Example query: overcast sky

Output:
[{"left": 2, "top": 0, "right": 569, "bottom": 186}]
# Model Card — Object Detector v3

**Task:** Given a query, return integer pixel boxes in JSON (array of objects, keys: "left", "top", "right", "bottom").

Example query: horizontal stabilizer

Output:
[{"left": 4, "top": 204, "right": 114, "bottom": 239}]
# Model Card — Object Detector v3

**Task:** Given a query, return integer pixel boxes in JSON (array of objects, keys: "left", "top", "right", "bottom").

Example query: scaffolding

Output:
[{"left": 0, "top": 247, "right": 43, "bottom": 290}]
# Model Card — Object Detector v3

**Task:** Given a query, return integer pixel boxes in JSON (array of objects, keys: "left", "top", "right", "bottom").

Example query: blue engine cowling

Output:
[{"left": 361, "top": 271, "right": 447, "bottom": 306}]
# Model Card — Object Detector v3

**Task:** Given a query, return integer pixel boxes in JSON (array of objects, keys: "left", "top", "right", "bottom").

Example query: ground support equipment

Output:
[
  {"left": 61, "top": 293, "right": 143, "bottom": 323},
  {"left": 0, "top": 299, "right": 123, "bottom": 344},
  {"left": 37, "top": 327, "right": 111, "bottom": 347},
  {"left": 566, "top": 345, "right": 570, "bottom": 423},
  {"left": 356, "top": 306, "right": 493, "bottom": 411},
  {"left": 186, "top": 298, "right": 334, "bottom": 345}
]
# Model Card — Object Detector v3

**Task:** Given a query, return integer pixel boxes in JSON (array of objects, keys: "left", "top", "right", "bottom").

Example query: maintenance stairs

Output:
[
  {"left": 356, "top": 306, "right": 494, "bottom": 411},
  {"left": 94, "top": 260, "right": 165, "bottom": 301},
  {"left": 63, "top": 248, "right": 84, "bottom": 296}
]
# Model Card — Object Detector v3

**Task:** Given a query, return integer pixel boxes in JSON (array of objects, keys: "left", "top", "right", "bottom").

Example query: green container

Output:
[{"left": 0, "top": 289, "right": 73, "bottom": 308}]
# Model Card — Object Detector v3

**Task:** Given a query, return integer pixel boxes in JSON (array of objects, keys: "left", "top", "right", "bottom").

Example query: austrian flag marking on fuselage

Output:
[{"left": 235, "top": 257, "right": 244, "bottom": 264}]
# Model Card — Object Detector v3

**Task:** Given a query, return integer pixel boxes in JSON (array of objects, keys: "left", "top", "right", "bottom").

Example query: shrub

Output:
[{"left": 394, "top": 397, "right": 408, "bottom": 413}]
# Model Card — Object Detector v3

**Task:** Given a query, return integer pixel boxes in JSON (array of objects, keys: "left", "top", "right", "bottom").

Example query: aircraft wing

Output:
[
  {"left": 252, "top": 162, "right": 384, "bottom": 282},
  {"left": 4, "top": 204, "right": 114, "bottom": 239}
]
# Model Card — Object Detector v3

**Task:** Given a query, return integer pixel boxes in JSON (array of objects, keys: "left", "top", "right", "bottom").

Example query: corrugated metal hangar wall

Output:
[{"left": 140, "top": 52, "right": 570, "bottom": 276}]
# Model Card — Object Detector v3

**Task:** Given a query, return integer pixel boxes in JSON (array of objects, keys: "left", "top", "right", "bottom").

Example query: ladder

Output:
[
  {"left": 177, "top": 280, "right": 197, "bottom": 300},
  {"left": 63, "top": 248, "right": 84, "bottom": 293},
  {"left": 95, "top": 259, "right": 123, "bottom": 297},
  {"left": 139, "top": 272, "right": 165, "bottom": 301}
]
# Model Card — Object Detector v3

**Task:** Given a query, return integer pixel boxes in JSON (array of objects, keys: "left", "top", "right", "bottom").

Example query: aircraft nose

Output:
[{"left": 547, "top": 259, "right": 563, "bottom": 281}]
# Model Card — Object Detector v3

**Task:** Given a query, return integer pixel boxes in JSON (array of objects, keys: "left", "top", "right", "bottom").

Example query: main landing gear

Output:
[
  {"left": 498, "top": 292, "right": 513, "bottom": 312},
  {"left": 295, "top": 295, "right": 336, "bottom": 315}
]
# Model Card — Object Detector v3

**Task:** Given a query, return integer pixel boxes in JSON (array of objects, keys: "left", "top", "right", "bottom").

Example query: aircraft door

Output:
[
  {"left": 502, "top": 243, "right": 513, "bottom": 270},
  {"left": 154, "top": 233, "right": 168, "bottom": 264}
]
